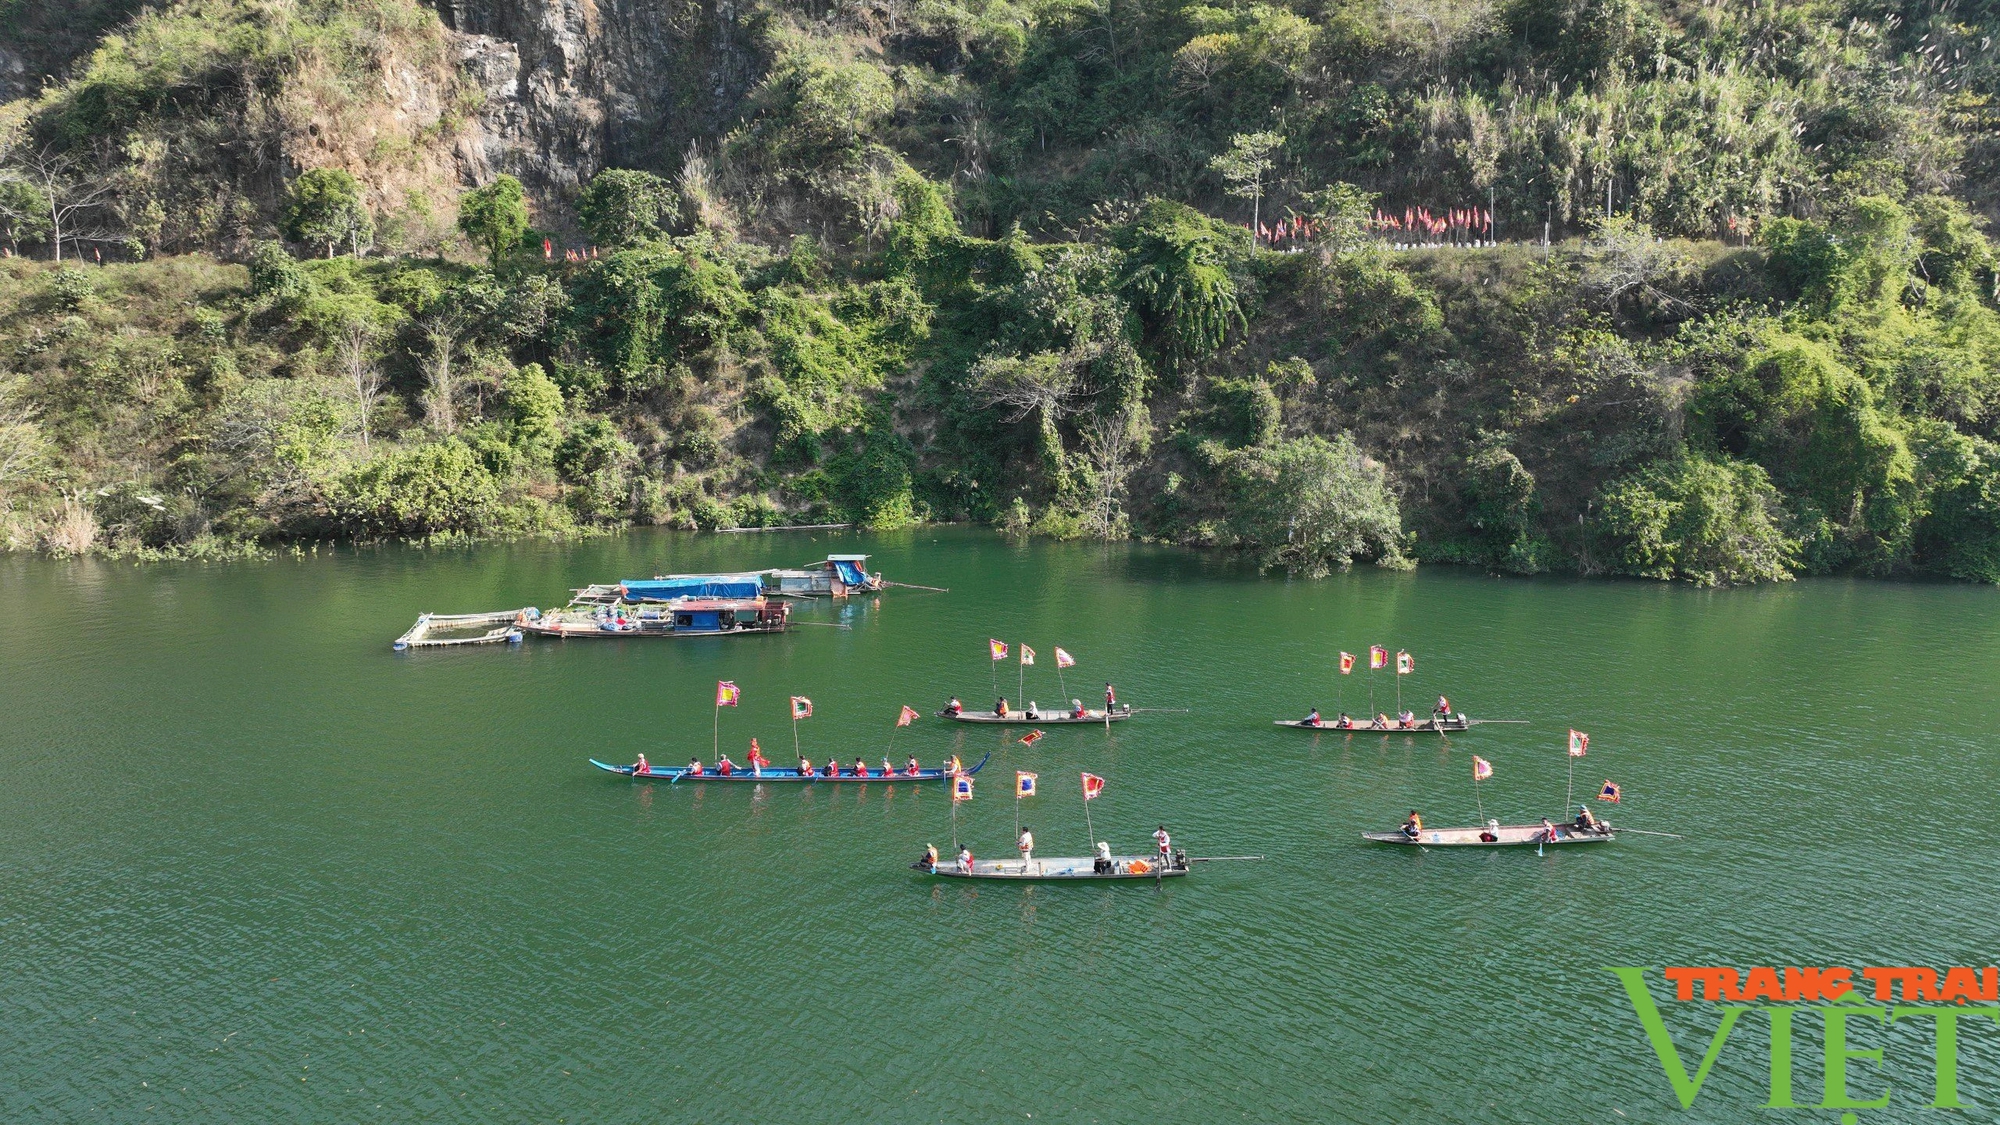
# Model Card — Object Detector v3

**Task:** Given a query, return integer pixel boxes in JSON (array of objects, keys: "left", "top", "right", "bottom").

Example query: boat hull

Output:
[
  {"left": 938, "top": 708, "right": 1132, "bottom": 724},
  {"left": 1363, "top": 823, "right": 1614, "bottom": 847},
  {"left": 591, "top": 752, "right": 988, "bottom": 783},
  {"left": 917, "top": 856, "right": 1188, "bottom": 880},
  {"left": 1276, "top": 718, "right": 1471, "bottom": 733}
]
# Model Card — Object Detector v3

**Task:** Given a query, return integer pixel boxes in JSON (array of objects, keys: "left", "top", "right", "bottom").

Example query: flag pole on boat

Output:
[
  {"left": 1054, "top": 646, "right": 1073, "bottom": 699},
  {"left": 1080, "top": 771, "right": 1104, "bottom": 851},
  {"left": 1471, "top": 754, "right": 1492, "bottom": 823},
  {"left": 989, "top": 638, "right": 1006, "bottom": 699},
  {"left": 1395, "top": 650, "right": 1412, "bottom": 714},
  {"left": 1019, "top": 644, "right": 1034, "bottom": 703},
  {"left": 714, "top": 679, "right": 740, "bottom": 762},
  {"left": 890, "top": 704, "right": 918, "bottom": 756},
  {"left": 790, "top": 695, "right": 813, "bottom": 759},
  {"left": 1565, "top": 729, "right": 1588, "bottom": 812},
  {"left": 1368, "top": 645, "right": 1386, "bottom": 716},
  {"left": 1338, "top": 651, "right": 1353, "bottom": 714}
]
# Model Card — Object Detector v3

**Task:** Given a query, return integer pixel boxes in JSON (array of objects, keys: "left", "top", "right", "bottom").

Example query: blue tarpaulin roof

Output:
[{"left": 620, "top": 575, "right": 762, "bottom": 601}]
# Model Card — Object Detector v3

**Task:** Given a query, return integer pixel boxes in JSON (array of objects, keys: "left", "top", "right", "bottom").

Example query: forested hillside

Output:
[{"left": 2, "top": 0, "right": 1998, "bottom": 582}]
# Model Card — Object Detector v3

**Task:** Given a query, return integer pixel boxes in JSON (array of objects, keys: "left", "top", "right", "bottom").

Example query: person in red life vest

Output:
[
  {"left": 905, "top": 755, "right": 921, "bottom": 777},
  {"left": 1071, "top": 698, "right": 1087, "bottom": 718},
  {"left": 686, "top": 757, "right": 704, "bottom": 776},
  {"left": 956, "top": 845, "right": 973, "bottom": 874},
  {"left": 797, "top": 756, "right": 813, "bottom": 777},
  {"left": 821, "top": 759, "right": 838, "bottom": 778},
  {"left": 1104, "top": 683, "right": 1118, "bottom": 710},
  {"left": 748, "top": 738, "right": 768, "bottom": 775},
  {"left": 631, "top": 753, "right": 651, "bottom": 776},
  {"left": 851, "top": 757, "right": 869, "bottom": 777},
  {"left": 715, "top": 754, "right": 734, "bottom": 776},
  {"left": 880, "top": 757, "right": 895, "bottom": 777},
  {"left": 1153, "top": 825, "right": 1171, "bottom": 861},
  {"left": 1303, "top": 707, "right": 1323, "bottom": 727},
  {"left": 945, "top": 696, "right": 963, "bottom": 717},
  {"left": 1434, "top": 695, "right": 1452, "bottom": 717}
]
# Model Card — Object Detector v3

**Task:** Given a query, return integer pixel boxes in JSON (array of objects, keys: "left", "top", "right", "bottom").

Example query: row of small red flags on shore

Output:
[{"left": 1247, "top": 206, "right": 1496, "bottom": 243}]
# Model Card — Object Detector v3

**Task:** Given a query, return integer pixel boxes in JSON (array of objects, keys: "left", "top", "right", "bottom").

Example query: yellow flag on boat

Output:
[
  {"left": 1016, "top": 771, "right": 1037, "bottom": 797},
  {"left": 715, "top": 680, "right": 741, "bottom": 707},
  {"left": 1472, "top": 755, "right": 1493, "bottom": 781},
  {"left": 989, "top": 639, "right": 1008, "bottom": 661},
  {"left": 1020, "top": 645, "right": 1035, "bottom": 666},
  {"left": 1369, "top": 646, "right": 1388, "bottom": 669},
  {"left": 1055, "top": 647, "right": 1076, "bottom": 668},
  {"left": 1396, "top": 650, "right": 1414, "bottom": 675},
  {"left": 1568, "top": 729, "right": 1589, "bottom": 757}
]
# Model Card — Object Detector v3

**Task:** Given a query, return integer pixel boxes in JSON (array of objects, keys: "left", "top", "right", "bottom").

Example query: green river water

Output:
[{"left": 3, "top": 527, "right": 1998, "bottom": 1123}]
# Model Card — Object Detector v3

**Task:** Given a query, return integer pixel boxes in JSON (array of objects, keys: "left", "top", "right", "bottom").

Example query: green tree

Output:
[
  {"left": 332, "top": 440, "right": 502, "bottom": 537},
  {"left": 1596, "top": 454, "right": 1796, "bottom": 585},
  {"left": 1223, "top": 433, "right": 1404, "bottom": 576},
  {"left": 282, "top": 169, "right": 372, "bottom": 258},
  {"left": 1209, "top": 131, "right": 1285, "bottom": 240},
  {"left": 504, "top": 362, "right": 564, "bottom": 463},
  {"left": 457, "top": 175, "right": 530, "bottom": 266},
  {"left": 1113, "top": 200, "right": 1246, "bottom": 372},
  {"left": 576, "top": 168, "right": 679, "bottom": 248}
]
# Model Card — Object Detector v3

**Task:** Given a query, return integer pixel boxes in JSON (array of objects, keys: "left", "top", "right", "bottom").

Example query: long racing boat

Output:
[
  {"left": 590, "top": 752, "right": 989, "bottom": 783},
  {"left": 939, "top": 705, "right": 1133, "bottom": 725},
  {"left": 1362, "top": 821, "right": 1615, "bottom": 847},
  {"left": 916, "top": 853, "right": 1189, "bottom": 881},
  {"left": 1274, "top": 715, "right": 1519, "bottom": 734}
]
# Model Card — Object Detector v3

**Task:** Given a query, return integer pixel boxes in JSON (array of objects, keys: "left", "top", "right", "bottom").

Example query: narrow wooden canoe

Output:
[
  {"left": 916, "top": 855, "right": 1189, "bottom": 880},
  {"left": 1362, "top": 822, "right": 1615, "bottom": 847},
  {"left": 591, "top": 751, "right": 990, "bottom": 783},
  {"left": 937, "top": 707, "right": 1133, "bottom": 724},
  {"left": 1275, "top": 717, "right": 1474, "bottom": 733}
]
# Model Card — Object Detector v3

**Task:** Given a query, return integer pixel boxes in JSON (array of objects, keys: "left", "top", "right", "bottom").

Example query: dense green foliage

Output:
[{"left": 4, "top": 0, "right": 2000, "bottom": 584}]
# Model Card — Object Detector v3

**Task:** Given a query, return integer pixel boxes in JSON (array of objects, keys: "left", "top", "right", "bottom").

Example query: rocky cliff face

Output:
[{"left": 433, "top": 0, "right": 767, "bottom": 199}]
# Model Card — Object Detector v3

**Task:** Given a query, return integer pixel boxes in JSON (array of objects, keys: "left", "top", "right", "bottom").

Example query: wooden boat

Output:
[
  {"left": 521, "top": 598, "right": 790, "bottom": 638},
  {"left": 1275, "top": 716, "right": 1487, "bottom": 733},
  {"left": 938, "top": 705, "right": 1134, "bottom": 725},
  {"left": 916, "top": 854, "right": 1190, "bottom": 881},
  {"left": 1362, "top": 821, "right": 1615, "bottom": 847},
  {"left": 590, "top": 752, "right": 990, "bottom": 783}
]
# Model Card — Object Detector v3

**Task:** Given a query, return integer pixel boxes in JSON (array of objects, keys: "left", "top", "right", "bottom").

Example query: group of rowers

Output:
[
  {"left": 1302, "top": 696, "right": 1456, "bottom": 730},
  {"left": 628, "top": 751, "right": 966, "bottom": 779},
  {"left": 1398, "top": 804, "right": 1608, "bottom": 841},
  {"left": 944, "top": 683, "right": 1124, "bottom": 720},
  {"left": 914, "top": 825, "right": 1184, "bottom": 874}
]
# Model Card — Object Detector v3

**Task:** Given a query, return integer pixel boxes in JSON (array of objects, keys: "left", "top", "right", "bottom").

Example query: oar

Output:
[
  {"left": 1614, "top": 828, "right": 1685, "bottom": 839},
  {"left": 1186, "top": 855, "right": 1265, "bottom": 863},
  {"left": 788, "top": 621, "right": 853, "bottom": 628},
  {"left": 1466, "top": 719, "right": 1530, "bottom": 724},
  {"left": 1124, "top": 707, "right": 1191, "bottom": 714},
  {"left": 880, "top": 580, "right": 950, "bottom": 593}
]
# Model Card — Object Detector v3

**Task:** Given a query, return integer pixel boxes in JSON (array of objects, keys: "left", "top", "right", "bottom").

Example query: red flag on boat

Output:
[
  {"left": 791, "top": 696, "right": 813, "bottom": 719},
  {"left": 897, "top": 705, "right": 920, "bottom": 727},
  {"left": 953, "top": 775, "right": 974, "bottom": 802},
  {"left": 1020, "top": 645, "right": 1035, "bottom": 666},
  {"left": 1369, "top": 646, "right": 1388, "bottom": 670},
  {"left": 1019, "top": 729, "right": 1045, "bottom": 746},
  {"left": 1055, "top": 647, "right": 1075, "bottom": 668},
  {"left": 1081, "top": 772, "right": 1106, "bottom": 801},
  {"left": 715, "top": 680, "right": 740, "bottom": 707},
  {"left": 1339, "top": 651, "right": 1355, "bottom": 674},
  {"left": 1568, "top": 729, "right": 1589, "bottom": 757},
  {"left": 1396, "top": 650, "right": 1414, "bottom": 675},
  {"left": 989, "top": 639, "right": 1008, "bottom": 661},
  {"left": 1598, "top": 780, "right": 1621, "bottom": 803},
  {"left": 1472, "top": 755, "right": 1493, "bottom": 781}
]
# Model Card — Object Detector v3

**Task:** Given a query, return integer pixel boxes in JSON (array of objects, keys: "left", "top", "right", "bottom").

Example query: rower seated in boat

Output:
[
  {"left": 918, "top": 844, "right": 938, "bottom": 873},
  {"left": 1539, "top": 817, "right": 1561, "bottom": 842},
  {"left": 1025, "top": 700, "right": 1039, "bottom": 720},
  {"left": 947, "top": 754, "right": 964, "bottom": 776},
  {"left": 686, "top": 757, "right": 705, "bottom": 776},
  {"left": 1303, "top": 707, "right": 1323, "bottom": 727},
  {"left": 632, "top": 753, "right": 652, "bottom": 776},
  {"left": 1336, "top": 712, "right": 1353, "bottom": 729},
  {"left": 881, "top": 757, "right": 896, "bottom": 778},
  {"left": 945, "top": 696, "right": 964, "bottom": 717},
  {"left": 1479, "top": 819, "right": 1500, "bottom": 842},
  {"left": 905, "top": 755, "right": 921, "bottom": 777},
  {"left": 995, "top": 697, "right": 1011, "bottom": 718},
  {"left": 1376, "top": 713, "right": 1392, "bottom": 730},
  {"left": 1071, "top": 698, "right": 1087, "bottom": 718},
  {"left": 716, "top": 754, "right": 735, "bottom": 776},
  {"left": 1398, "top": 709, "right": 1416, "bottom": 728},
  {"left": 1093, "top": 841, "right": 1113, "bottom": 874},
  {"left": 797, "top": 757, "right": 814, "bottom": 777},
  {"left": 1401, "top": 810, "right": 1424, "bottom": 839},
  {"left": 852, "top": 757, "right": 869, "bottom": 777},
  {"left": 1573, "top": 805, "right": 1604, "bottom": 833},
  {"left": 957, "top": 846, "right": 974, "bottom": 875},
  {"left": 822, "top": 759, "right": 839, "bottom": 778}
]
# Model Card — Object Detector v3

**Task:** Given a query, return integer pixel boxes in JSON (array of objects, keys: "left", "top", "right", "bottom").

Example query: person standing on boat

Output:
[
  {"left": 1401, "top": 810, "right": 1423, "bottom": 839},
  {"left": 1105, "top": 683, "right": 1118, "bottom": 711},
  {"left": 1303, "top": 707, "right": 1323, "bottom": 727},
  {"left": 1434, "top": 695, "right": 1452, "bottom": 717},
  {"left": 1153, "top": 825, "right": 1171, "bottom": 862},
  {"left": 716, "top": 754, "right": 735, "bottom": 776},
  {"left": 1018, "top": 827, "right": 1034, "bottom": 861},
  {"left": 957, "top": 845, "right": 973, "bottom": 875},
  {"left": 632, "top": 753, "right": 652, "bottom": 776},
  {"left": 748, "top": 739, "right": 768, "bottom": 776}
]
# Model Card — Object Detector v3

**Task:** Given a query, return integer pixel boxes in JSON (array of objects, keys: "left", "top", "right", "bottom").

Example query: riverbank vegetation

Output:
[{"left": 2, "top": 0, "right": 1998, "bottom": 583}]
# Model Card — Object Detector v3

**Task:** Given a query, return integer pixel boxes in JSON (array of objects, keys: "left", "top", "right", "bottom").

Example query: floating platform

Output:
[{"left": 392, "top": 611, "right": 526, "bottom": 650}]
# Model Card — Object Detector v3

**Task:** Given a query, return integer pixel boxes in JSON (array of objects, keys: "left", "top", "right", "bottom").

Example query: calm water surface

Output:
[{"left": 3, "top": 528, "right": 1997, "bottom": 1122}]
